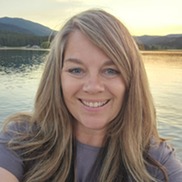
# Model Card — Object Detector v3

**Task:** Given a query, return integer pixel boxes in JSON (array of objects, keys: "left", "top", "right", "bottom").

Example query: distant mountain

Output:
[
  {"left": 0, "top": 16, "right": 181, "bottom": 49},
  {"left": 0, "top": 17, "right": 54, "bottom": 36},
  {"left": 166, "top": 34, "right": 182, "bottom": 38},
  {"left": 135, "top": 34, "right": 182, "bottom": 50},
  {"left": 0, "top": 22, "right": 33, "bottom": 35}
]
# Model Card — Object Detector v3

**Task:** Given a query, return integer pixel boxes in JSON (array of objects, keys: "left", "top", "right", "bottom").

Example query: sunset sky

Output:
[{"left": 0, "top": 0, "right": 181, "bottom": 36}]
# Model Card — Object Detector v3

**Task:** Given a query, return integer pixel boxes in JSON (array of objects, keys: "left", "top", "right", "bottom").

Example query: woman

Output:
[{"left": 0, "top": 9, "right": 182, "bottom": 182}]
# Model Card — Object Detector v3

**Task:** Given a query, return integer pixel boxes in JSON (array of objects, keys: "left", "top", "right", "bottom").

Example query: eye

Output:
[
  {"left": 68, "top": 68, "right": 85, "bottom": 76},
  {"left": 103, "top": 68, "right": 120, "bottom": 76}
]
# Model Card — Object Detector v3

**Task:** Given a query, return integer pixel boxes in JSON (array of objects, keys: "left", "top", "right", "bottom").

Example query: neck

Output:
[{"left": 74, "top": 124, "right": 106, "bottom": 147}]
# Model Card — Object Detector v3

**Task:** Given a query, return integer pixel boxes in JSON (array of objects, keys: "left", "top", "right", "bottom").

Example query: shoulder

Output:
[
  {"left": 1, "top": 117, "right": 37, "bottom": 141},
  {"left": 0, "top": 121, "right": 28, "bottom": 142},
  {"left": 149, "top": 139, "right": 177, "bottom": 162},
  {"left": 0, "top": 131, "right": 24, "bottom": 181},
  {"left": 0, "top": 120, "right": 35, "bottom": 181},
  {"left": 148, "top": 139, "right": 182, "bottom": 181},
  {"left": 1, "top": 113, "right": 33, "bottom": 137}
]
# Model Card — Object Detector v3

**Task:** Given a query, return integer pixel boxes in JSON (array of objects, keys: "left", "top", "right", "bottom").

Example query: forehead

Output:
[
  {"left": 65, "top": 30, "right": 98, "bottom": 54},
  {"left": 64, "top": 30, "right": 113, "bottom": 65}
]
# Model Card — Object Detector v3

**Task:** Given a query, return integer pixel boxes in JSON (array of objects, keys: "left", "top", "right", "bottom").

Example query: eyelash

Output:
[
  {"left": 68, "top": 68, "right": 84, "bottom": 75},
  {"left": 103, "top": 68, "right": 120, "bottom": 75},
  {"left": 67, "top": 67, "right": 120, "bottom": 77}
]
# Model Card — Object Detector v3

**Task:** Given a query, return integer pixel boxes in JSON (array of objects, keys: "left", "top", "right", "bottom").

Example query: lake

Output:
[{"left": 0, "top": 49, "right": 182, "bottom": 160}]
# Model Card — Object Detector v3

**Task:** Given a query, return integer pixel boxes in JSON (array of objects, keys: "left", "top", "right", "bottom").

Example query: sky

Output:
[{"left": 0, "top": 0, "right": 182, "bottom": 36}]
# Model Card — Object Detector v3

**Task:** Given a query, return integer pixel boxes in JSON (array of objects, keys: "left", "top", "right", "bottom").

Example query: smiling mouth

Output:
[{"left": 80, "top": 99, "right": 109, "bottom": 108}]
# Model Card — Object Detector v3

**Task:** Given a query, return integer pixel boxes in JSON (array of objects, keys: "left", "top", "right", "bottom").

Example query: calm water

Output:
[{"left": 0, "top": 50, "right": 182, "bottom": 160}]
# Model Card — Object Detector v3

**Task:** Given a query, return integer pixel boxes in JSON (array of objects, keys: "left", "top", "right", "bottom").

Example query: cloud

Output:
[{"left": 0, "top": 0, "right": 181, "bottom": 35}]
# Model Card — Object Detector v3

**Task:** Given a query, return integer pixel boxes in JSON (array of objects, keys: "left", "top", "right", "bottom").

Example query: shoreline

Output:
[
  {"left": 0, "top": 47, "right": 182, "bottom": 55},
  {"left": 141, "top": 50, "right": 182, "bottom": 56},
  {"left": 0, "top": 47, "right": 50, "bottom": 51}
]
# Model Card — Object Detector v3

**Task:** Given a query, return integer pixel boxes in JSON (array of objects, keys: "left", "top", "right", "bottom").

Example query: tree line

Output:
[
  {"left": 1, "top": 30, "right": 181, "bottom": 50},
  {"left": 0, "top": 31, "right": 51, "bottom": 48}
]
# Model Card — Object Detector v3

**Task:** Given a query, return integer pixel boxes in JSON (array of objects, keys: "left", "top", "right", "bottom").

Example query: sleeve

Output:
[
  {"left": 148, "top": 141, "right": 182, "bottom": 182},
  {"left": 0, "top": 124, "right": 24, "bottom": 181}
]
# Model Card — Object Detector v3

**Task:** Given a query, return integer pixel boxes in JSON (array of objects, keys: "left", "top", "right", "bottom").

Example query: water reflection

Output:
[
  {"left": 0, "top": 50, "right": 48, "bottom": 125},
  {"left": 142, "top": 53, "right": 182, "bottom": 159},
  {"left": 0, "top": 50, "right": 182, "bottom": 159},
  {"left": 0, "top": 49, "right": 48, "bottom": 74}
]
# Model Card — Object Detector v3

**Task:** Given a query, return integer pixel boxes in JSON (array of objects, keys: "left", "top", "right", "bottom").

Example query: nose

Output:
[{"left": 83, "top": 74, "right": 105, "bottom": 94}]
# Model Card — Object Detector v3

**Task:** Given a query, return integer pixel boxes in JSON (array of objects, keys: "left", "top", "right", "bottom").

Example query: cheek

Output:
[
  {"left": 61, "top": 75, "right": 70, "bottom": 100},
  {"left": 61, "top": 80, "right": 74, "bottom": 113},
  {"left": 61, "top": 76, "right": 81, "bottom": 101},
  {"left": 119, "top": 86, "right": 126, "bottom": 101},
  {"left": 110, "top": 80, "right": 125, "bottom": 96},
  {"left": 61, "top": 73, "right": 72, "bottom": 91},
  {"left": 113, "top": 84, "right": 126, "bottom": 107},
  {"left": 61, "top": 82, "right": 71, "bottom": 101}
]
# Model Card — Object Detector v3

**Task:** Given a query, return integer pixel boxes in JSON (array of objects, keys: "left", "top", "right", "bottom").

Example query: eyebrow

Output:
[
  {"left": 63, "top": 58, "right": 116, "bottom": 66},
  {"left": 63, "top": 58, "right": 83, "bottom": 65},
  {"left": 103, "top": 60, "right": 116, "bottom": 66}
]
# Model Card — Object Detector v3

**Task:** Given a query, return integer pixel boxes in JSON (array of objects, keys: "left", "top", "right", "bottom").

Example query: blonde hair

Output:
[{"left": 3, "top": 9, "right": 167, "bottom": 181}]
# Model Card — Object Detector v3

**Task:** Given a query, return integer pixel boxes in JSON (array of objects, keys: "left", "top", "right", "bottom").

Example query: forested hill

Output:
[
  {"left": 135, "top": 34, "right": 182, "bottom": 50},
  {"left": 0, "top": 17, "right": 55, "bottom": 48},
  {"left": 0, "top": 17, "right": 53, "bottom": 36},
  {"left": 0, "top": 16, "right": 181, "bottom": 50}
]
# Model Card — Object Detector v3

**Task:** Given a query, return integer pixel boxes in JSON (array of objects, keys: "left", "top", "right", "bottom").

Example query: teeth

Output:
[{"left": 82, "top": 100, "right": 107, "bottom": 108}]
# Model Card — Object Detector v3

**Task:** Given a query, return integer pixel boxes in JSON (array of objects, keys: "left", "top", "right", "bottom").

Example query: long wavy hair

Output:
[{"left": 3, "top": 9, "right": 168, "bottom": 182}]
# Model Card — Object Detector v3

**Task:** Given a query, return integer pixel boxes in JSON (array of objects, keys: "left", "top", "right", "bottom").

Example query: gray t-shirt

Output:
[
  {"left": 76, "top": 140, "right": 100, "bottom": 182},
  {"left": 0, "top": 124, "right": 182, "bottom": 181}
]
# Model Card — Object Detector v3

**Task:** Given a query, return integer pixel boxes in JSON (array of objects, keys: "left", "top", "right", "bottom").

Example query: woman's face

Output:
[{"left": 61, "top": 30, "right": 125, "bottom": 138}]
